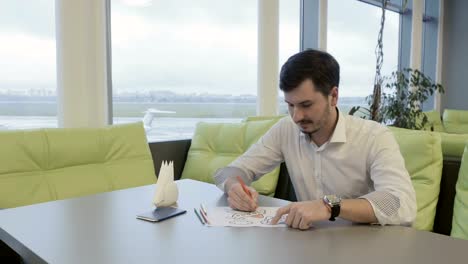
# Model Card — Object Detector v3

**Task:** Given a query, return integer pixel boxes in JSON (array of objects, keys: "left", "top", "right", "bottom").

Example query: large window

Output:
[
  {"left": 328, "top": 0, "right": 400, "bottom": 113},
  {"left": 0, "top": 0, "right": 57, "bottom": 130},
  {"left": 111, "top": 0, "right": 299, "bottom": 141}
]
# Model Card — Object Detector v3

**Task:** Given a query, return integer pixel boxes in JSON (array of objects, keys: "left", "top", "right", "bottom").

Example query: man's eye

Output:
[{"left": 302, "top": 104, "right": 311, "bottom": 108}]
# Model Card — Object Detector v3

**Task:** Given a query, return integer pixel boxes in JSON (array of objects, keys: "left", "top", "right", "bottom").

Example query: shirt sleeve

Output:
[
  {"left": 360, "top": 128, "right": 417, "bottom": 226},
  {"left": 213, "top": 120, "right": 285, "bottom": 192}
]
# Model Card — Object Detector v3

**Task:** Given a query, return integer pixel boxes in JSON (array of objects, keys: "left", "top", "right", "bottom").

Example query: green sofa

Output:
[
  {"left": 147, "top": 115, "right": 465, "bottom": 237},
  {"left": 422, "top": 110, "right": 446, "bottom": 132},
  {"left": 179, "top": 117, "right": 447, "bottom": 231},
  {"left": 147, "top": 135, "right": 460, "bottom": 235},
  {"left": 146, "top": 114, "right": 458, "bottom": 233},
  {"left": 0, "top": 122, "right": 156, "bottom": 208},
  {"left": 451, "top": 142, "right": 468, "bottom": 240},
  {"left": 443, "top": 109, "right": 468, "bottom": 134},
  {"left": 422, "top": 110, "right": 468, "bottom": 159}
]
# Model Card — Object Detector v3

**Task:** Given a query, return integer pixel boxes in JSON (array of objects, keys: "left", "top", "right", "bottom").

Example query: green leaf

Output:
[{"left": 349, "top": 68, "right": 445, "bottom": 130}]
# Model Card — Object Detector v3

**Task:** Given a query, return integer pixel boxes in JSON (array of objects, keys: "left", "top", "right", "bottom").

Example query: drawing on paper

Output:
[
  {"left": 227, "top": 208, "right": 266, "bottom": 225},
  {"left": 207, "top": 207, "right": 287, "bottom": 227}
]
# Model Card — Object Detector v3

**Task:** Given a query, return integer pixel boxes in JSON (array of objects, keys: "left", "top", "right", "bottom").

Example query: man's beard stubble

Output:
[{"left": 297, "top": 104, "right": 332, "bottom": 137}]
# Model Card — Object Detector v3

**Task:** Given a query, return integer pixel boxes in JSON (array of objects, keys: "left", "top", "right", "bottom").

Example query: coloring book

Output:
[{"left": 206, "top": 207, "right": 287, "bottom": 227}]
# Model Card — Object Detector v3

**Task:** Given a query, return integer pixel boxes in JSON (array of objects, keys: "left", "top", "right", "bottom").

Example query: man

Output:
[{"left": 214, "top": 49, "right": 416, "bottom": 230}]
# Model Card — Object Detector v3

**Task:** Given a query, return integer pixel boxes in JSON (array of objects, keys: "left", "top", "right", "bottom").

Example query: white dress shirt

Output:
[{"left": 214, "top": 110, "right": 417, "bottom": 226}]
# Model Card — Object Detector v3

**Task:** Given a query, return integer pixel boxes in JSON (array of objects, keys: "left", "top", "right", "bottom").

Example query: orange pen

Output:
[{"left": 236, "top": 175, "right": 253, "bottom": 199}]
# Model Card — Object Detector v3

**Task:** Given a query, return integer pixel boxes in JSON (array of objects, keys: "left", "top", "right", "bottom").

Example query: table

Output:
[{"left": 1, "top": 179, "right": 467, "bottom": 264}]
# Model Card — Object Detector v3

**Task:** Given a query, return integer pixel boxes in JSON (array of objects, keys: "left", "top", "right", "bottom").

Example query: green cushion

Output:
[
  {"left": 439, "top": 133, "right": 468, "bottom": 159},
  {"left": 389, "top": 127, "right": 443, "bottom": 231},
  {"left": 181, "top": 119, "right": 281, "bottom": 196},
  {"left": 0, "top": 122, "right": 156, "bottom": 208},
  {"left": 451, "top": 143, "right": 468, "bottom": 240},
  {"left": 243, "top": 115, "right": 286, "bottom": 122},
  {"left": 419, "top": 111, "right": 445, "bottom": 132},
  {"left": 443, "top": 109, "right": 468, "bottom": 134}
]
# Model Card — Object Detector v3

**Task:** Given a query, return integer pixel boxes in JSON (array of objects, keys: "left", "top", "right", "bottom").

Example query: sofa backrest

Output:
[
  {"left": 443, "top": 109, "right": 468, "bottom": 134},
  {"left": 421, "top": 110, "right": 445, "bottom": 132},
  {"left": 180, "top": 119, "right": 282, "bottom": 196},
  {"left": 0, "top": 122, "right": 156, "bottom": 208},
  {"left": 390, "top": 127, "right": 443, "bottom": 231},
  {"left": 451, "top": 143, "right": 468, "bottom": 240},
  {"left": 439, "top": 132, "right": 468, "bottom": 159},
  {"left": 243, "top": 115, "right": 286, "bottom": 122}
]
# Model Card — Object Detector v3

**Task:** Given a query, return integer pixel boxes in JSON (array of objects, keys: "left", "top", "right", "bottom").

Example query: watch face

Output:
[{"left": 325, "top": 195, "right": 341, "bottom": 205}]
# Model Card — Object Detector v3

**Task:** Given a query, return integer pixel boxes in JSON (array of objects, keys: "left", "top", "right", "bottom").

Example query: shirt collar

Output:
[{"left": 329, "top": 108, "right": 347, "bottom": 143}]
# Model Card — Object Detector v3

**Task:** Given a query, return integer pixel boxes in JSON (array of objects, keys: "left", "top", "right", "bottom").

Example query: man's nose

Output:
[{"left": 291, "top": 107, "right": 304, "bottom": 123}]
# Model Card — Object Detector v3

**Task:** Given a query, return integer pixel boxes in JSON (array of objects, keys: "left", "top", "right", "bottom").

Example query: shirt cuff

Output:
[
  {"left": 213, "top": 166, "right": 248, "bottom": 193},
  {"left": 360, "top": 191, "right": 400, "bottom": 226}
]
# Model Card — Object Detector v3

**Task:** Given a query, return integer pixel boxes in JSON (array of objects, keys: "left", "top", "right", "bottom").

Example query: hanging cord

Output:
[{"left": 370, "top": 0, "right": 387, "bottom": 122}]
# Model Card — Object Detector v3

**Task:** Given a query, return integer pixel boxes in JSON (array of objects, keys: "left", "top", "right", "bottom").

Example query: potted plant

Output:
[{"left": 349, "top": 68, "right": 444, "bottom": 130}]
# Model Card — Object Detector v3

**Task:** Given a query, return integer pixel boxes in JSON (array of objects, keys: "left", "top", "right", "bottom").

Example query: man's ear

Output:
[{"left": 329, "top": 86, "right": 339, "bottom": 107}]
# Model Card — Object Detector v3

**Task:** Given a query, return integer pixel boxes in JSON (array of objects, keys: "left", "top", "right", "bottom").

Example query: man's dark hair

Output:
[{"left": 279, "top": 49, "right": 340, "bottom": 96}]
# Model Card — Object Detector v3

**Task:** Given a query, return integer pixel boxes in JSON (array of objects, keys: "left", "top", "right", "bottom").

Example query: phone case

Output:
[{"left": 136, "top": 207, "right": 187, "bottom": 222}]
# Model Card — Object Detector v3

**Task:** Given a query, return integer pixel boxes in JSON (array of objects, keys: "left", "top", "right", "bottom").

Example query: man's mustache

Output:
[{"left": 298, "top": 120, "right": 313, "bottom": 124}]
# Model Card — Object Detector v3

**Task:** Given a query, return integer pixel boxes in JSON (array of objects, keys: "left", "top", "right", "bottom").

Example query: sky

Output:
[
  {"left": 0, "top": 0, "right": 56, "bottom": 91},
  {"left": 0, "top": 0, "right": 399, "bottom": 97}
]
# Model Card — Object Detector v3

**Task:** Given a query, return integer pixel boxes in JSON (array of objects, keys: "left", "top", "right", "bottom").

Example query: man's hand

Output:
[
  {"left": 227, "top": 183, "right": 258, "bottom": 212},
  {"left": 271, "top": 200, "right": 331, "bottom": 230}
]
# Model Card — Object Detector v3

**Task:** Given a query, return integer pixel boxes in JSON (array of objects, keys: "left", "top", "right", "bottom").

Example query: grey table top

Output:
[{"left": 1, "top": 179, "right": 467, "bottom": 264}]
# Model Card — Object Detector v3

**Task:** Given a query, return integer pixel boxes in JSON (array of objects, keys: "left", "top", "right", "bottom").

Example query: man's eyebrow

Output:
[{"left": 284, "top": 100, "right": 313, "bottom": 105}]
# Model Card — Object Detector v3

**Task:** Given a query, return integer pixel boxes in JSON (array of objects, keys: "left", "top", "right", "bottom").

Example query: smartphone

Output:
[{"left": 136, "top": 207, "right": 187, "bottom": 222}]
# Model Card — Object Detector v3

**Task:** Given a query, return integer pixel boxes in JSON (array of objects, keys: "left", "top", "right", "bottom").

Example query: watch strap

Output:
[
  {"left": 329, "top": 204, "right": 340, "bottom": 221},
  {"left": 323, "top": 195, "right": 341, "bottom": 221}
]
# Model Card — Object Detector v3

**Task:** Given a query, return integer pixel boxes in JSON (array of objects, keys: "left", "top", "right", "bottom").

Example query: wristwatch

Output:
[{"left": 323, "top": 195, "right": 342, "bottom": 221}]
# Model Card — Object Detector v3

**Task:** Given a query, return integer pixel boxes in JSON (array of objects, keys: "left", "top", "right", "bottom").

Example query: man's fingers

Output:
[
  {"left": 291, "top": 211, "right": 302, "bottom": 228},
  {"left": 271, "top": 204, "right": 291, "bottom": 224},
  {"left": 248, "top": 187, "right": 259, "bottom": 209},
  {"left": 229, "top": 196, "right": 250, "bottom": 211},
  {"left": 227, "top": 196, "right": 235, "bottom": 209},
  {"left": 230, "top": 191, "right": 252, "bottom": 211},
  {"left": 234, "top": 184, "right": 257, "bottom": 209},
  {"left": 229, "top": 187, "right": 255, "bottom": 211},
  {"left": 227, "top": 190, "right": 244, "bottom": 210},
  {"left": 234, "top": 184, "right": 255, "bottom": 205},
  {"left": 228, "top": 196, "right": 249, "bottom": 211},
  {"left": 299, "top": 218, "right": 311, "bottom": 230},
  {"left": 285, "top": 210, "right": 296, "bottom": 227}
]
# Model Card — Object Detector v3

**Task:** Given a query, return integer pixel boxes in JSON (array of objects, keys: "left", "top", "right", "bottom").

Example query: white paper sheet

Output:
[{"left": 205, "top": 207, "right": 287, "bottom": 227}]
